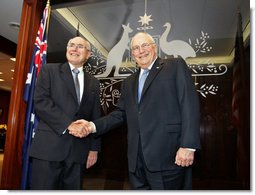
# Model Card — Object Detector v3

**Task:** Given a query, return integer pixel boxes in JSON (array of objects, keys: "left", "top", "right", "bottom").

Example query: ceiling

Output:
[
  {"left": 0, "top": 0, "right": 22, "bottom": 91},
  {"left": 0, "top": 0, "right": 251, "bottom": 91}
]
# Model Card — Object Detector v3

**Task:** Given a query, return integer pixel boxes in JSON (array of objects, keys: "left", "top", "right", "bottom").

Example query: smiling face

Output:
[
  {"left": 131, "top": 32, "right": 157, "bottom": 69},
  {"left": 66, "top": 37, "right": 91, "bottom": 68}
]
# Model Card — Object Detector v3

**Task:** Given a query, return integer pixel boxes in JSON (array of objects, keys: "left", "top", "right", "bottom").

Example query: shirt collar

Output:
[
  {"left": 69, "top": 63, "right": 83, "bottom": 72},
  {"left": 139, "top": 57, "right": 157, "bottom": 75},
  {"left": 148, "top": 58, "right": 157, "bottom": 70}
]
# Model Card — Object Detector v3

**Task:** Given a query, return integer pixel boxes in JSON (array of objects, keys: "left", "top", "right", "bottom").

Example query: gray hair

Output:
[
  {"left": 67, "top": 36, "right": 91, "bottom": 51},
  {"left": 130, "top": 32, "right": 155, "bottom": 48}
]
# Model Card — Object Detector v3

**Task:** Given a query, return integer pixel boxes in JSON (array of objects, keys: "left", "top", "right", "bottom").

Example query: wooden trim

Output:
[{"left": 0, "top": 0, "right": 42, "bottom": 189}]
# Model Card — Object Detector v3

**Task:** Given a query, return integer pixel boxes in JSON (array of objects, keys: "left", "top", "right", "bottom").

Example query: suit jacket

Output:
[
  {"left": 29, "top": 62, "right": 101, "bottom": 164},
  {"left": 94, "top": 57, "right": 200, "bottom": 173}
]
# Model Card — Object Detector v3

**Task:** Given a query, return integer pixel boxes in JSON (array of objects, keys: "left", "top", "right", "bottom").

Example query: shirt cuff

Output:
[
  {"left": 186, "top": 148, "right": 196, "bottom": 152},
  {"left": 90, "top": 121, "right": 97, "bottom": 133}
]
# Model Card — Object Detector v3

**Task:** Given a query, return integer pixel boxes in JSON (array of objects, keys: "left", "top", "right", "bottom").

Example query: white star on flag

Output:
[{"left": 138, "top": 13, "right": 153, "bottom": 26}]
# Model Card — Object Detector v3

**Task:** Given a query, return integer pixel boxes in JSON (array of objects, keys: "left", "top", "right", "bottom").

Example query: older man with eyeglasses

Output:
[
  {"left": 71, "top": 32, "right": 200, "bottom": 190},
  {"left": 29, "top": 36, "right": 101, "bottom": 190}
]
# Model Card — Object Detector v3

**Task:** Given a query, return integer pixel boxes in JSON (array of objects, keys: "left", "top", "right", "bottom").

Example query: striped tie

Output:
[{"left": 72, "top": 68, "right": 80, "bottom": 104}]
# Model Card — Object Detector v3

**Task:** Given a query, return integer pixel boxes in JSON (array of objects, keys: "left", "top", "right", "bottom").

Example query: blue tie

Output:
[{"left": 138, "top": 69, "right": 149, "bottom": 102}]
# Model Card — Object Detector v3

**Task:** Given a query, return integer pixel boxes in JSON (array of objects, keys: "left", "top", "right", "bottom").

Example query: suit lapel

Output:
[
  {"left": 133, "top": 71, "right": 140, "bottom": 104},
  {"left": 80, "top": 71, "right": 91, "bottom": 104},
  {"left": 141, "top": 58, "right": 163, "bottom": 99},
  {"left": 59, "top": 62, "right": 78, "bottom": 103}
]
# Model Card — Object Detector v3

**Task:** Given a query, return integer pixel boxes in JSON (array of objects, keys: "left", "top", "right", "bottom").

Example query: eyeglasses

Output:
[
  {"left": 132, "top": 43, "right": 155, "bottom": 53},
  {"left": 67, "top": 43, "right": 90, "bottom": 51}
]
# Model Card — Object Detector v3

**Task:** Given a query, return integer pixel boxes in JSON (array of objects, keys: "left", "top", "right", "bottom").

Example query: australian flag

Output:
[{"left": 21, "top": 1, "right": 50, "bottom": 190}]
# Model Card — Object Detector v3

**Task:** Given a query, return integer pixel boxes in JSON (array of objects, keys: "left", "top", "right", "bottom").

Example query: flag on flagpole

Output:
[
  {"left": 21, "top": 0, "right": 51, "bottom": 190},
  {"left": 232, "top": 11, "right": 246, "bottom": 131},
  {"left": 232, "top": 10, "right": 249, "bottom": 186}
]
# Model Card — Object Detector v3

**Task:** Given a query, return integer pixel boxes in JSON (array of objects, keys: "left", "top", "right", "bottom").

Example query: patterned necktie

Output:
[
  {"left": 72, "top": 68, "right": 80, "bottom": 104},
  {"left": 138, "top": 69, "right": 149, "bottom": 103}
]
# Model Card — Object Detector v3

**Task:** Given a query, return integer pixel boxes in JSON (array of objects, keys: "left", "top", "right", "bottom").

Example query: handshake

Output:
[{"left": 67, "top": 119, "right": 95, "bottom": 138}]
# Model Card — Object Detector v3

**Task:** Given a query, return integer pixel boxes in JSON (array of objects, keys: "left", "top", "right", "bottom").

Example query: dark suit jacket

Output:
[
  {"left": 29, "top": 62, "right": 101, "bottom": 164},
  {"left": 94, "top": 57, "right": 200, "bottom": 173}
]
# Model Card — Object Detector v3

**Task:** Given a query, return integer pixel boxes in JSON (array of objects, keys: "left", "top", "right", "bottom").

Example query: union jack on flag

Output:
[{"left": 21, "top": 1, "right": 51, "bottom": 190}]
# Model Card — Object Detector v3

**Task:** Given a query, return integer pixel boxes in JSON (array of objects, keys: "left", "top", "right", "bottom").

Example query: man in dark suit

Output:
[
  {"left": 29, "top": 36, "right": 101, "bottom": 190},
  {"left": 71, "top": 32, "right": 200, "bottom": 190}
]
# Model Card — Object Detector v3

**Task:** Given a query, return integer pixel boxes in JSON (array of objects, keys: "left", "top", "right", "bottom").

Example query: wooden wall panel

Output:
[
  {"left": 0, "top": 0, "right": 42, "bottom": 189},
  {"left": 186, "top": 47, "right": 249, "bottom": 189}
]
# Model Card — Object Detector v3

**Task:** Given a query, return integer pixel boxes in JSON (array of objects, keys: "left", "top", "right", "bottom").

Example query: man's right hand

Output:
[{"left": 68, "top": 119, "right": 94, "bottom": 138}]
